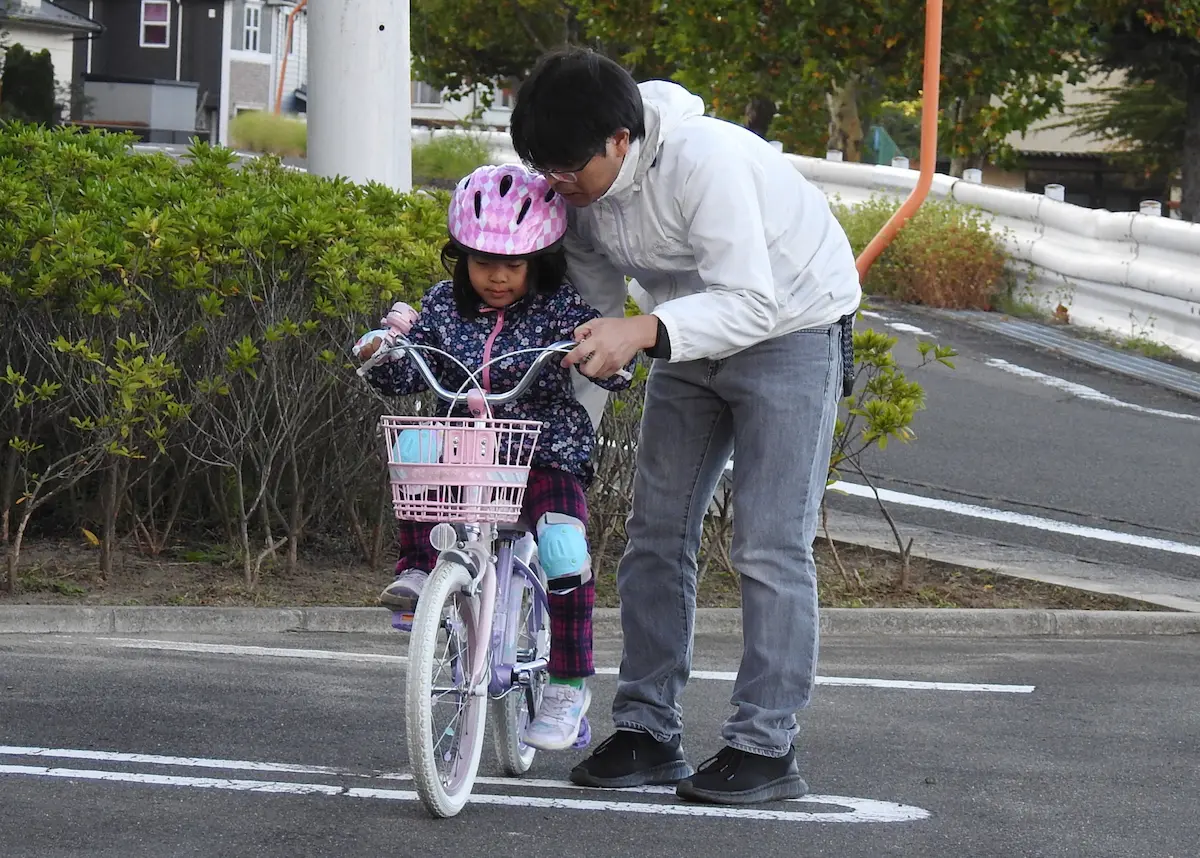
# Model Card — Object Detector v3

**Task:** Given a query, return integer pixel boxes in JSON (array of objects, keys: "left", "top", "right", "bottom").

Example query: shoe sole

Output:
[
  {"left": 521, "top": 687, "right": 591, "bottom": 752},
  {"left": 379, "top": 594, "right": 417, "bottom": 611},
  {"left": 675, "top": 774, "right": 808, "bottom": 805},
  {"left": 569, "top": 759, "right": 695, "bottom": 789}
]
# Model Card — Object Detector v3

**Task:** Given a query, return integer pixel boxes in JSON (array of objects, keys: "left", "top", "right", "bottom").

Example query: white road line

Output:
[
  {"left": 96, "top": 639, "right": 1034, "bottom": 693},
  {"left": 986, "top": 358, "right": 1200, "bottom": 423},
  {"left": 829, "top": 480, "right": 1200, "bottom": 558},
  {"left": 885, "top": 322, "right": 934, "bottom": 336},
  {"left": 98, "top": 638, "right": 407, "bottom": 663},
  {"left": 0, "top": 762, "right": 929, "bottom": 823},
  {"left": 857, "top": 310, "right": 935, "bottom": 337},
  {"left": 593, "top": 667, "right": 1032, "bottom": 693}
]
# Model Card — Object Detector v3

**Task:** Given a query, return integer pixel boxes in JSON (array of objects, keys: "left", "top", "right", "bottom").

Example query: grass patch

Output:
[
  {"left": 833, "top": 195, "right": 1009, "bottom": 310},
  {"left": 228, "top": 112, "right": 492, "bottom": 182},
  {"left": 229, "top": 111, "right": 307, "bottom": 157},
  {"left": 411, "top": 134, "right": 491, "bottom": 180}
]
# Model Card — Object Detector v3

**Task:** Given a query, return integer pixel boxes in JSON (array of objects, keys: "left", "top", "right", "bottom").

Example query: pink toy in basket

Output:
[{"left": 381, "top": 414, "right": 542, "bottom": 523}]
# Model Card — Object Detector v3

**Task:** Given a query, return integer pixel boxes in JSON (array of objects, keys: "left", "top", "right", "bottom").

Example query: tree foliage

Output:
[
  {"left": 0, "top": 43, "right": 58, "bottom": 126},
  {"left": 1088, "top": 0, "right": 1200, "bottom": 220}
]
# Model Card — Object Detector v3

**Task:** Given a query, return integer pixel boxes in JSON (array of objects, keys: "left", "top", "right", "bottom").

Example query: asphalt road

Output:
[
  {"left": 832, "top": 304, "right": 1200, "bottom": 579},
  {"left": 2, "top": 631, "right": 1198, "bottom": 858}
]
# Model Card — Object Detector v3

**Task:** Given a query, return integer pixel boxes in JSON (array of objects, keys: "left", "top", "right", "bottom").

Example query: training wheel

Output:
[{"left": 572, "top": 715, "right": 592, "bottom": 750}]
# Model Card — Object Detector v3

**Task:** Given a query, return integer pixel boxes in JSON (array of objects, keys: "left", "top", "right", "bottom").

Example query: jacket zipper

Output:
[{"left": 480, "top": 308, "right": 505, "bottom": 392}]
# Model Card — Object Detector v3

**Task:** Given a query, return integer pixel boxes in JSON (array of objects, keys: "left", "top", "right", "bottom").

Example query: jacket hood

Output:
[{"left": 602, "top": 81, "right": 705, "bottom": 201}]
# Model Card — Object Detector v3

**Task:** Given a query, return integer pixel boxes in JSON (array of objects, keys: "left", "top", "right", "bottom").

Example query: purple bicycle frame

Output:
[{"left": 488, "top": 535, "right": 551, "bottom": 697}]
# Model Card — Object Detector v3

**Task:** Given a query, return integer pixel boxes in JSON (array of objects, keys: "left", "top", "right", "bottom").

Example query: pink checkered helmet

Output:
[{"left": 448, "top": 164, "right": 567, "bottom": 257}]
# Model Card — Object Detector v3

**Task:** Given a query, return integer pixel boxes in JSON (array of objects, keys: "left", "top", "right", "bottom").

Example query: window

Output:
[
  {"left": 140, "top": 0, "right": 171, "bottom": 48},
  {"left": 243, "top": 3, "right": 262, "bottom": 52},
  {"left": 411, "top": 81, "right": 442, "bottom": 106},
  {"left": 498, "top": 88, "right": 514, "bottom": 109}
]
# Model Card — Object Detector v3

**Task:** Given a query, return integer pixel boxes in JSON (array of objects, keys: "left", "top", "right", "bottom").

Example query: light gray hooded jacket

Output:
[{"left": 565, "top": 80, "right": 863, "bottom": 363}]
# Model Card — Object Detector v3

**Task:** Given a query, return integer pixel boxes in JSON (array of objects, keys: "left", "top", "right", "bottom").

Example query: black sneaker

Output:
[
  {"left": 675, "top": 745, "right": 807, "bottom": 805},
  {"left": 569, "top": 729, "right": 694, "bottom": 788}
]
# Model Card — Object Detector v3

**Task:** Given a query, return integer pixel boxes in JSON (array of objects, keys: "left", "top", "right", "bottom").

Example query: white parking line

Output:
[
  {"left": 97, "top": 639, "right": 1034, "bottom": 693},
  {"left": 0, "top": 748, "right": 929, "bottom": 823}
]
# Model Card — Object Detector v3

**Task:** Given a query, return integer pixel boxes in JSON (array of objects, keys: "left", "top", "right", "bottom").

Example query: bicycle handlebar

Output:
[{"left": 356, "top": 336, "right": 600, "bottom": 407}]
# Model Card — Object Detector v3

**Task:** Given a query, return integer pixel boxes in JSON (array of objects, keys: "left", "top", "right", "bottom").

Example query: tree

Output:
[
  {"left": 410, "top": 0, "right": 676, "bottom": 104},
  {"left": 1067, "top": 73, "right": 1187, "bottom": 186},
  {"left": 410, "top": 0, "right": 580, "bottom": 102},
  {"left": 1089, "top": 1, "right": 1200, "bottom": 221},
  {"left": 0, "top": 43, "right": 57, "bottom": 125},
  {"left": 582, "top": 0, "right": 1093, "bottom": 171}
]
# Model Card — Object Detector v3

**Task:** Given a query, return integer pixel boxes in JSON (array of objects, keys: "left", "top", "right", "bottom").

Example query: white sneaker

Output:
[
  {"left": 521, "top": 682, "right": 591, "bottom": 751},
  {"left": 379, "top": 569, "right": 427, "bottom": 611}
]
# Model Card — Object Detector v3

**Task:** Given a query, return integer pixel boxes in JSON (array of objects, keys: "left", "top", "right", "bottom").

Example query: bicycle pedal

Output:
[{"left": 391, "top": 610, "right": 415, "bottom": 631}]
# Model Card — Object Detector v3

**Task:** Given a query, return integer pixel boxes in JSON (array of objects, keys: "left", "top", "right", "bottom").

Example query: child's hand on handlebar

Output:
[
  {"left": 381, "top": 302, "right": 418, "bottom": 336},
  {"left": 352, "top": 303, "right": 419, "bottom": 365},
  {"left": 352, "top": 329, "right": 396, "bottom": 363}
]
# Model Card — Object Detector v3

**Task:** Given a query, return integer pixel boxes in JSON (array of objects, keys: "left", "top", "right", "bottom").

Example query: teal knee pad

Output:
[{"left": 536, "top": 513, "right": 592, "bottom": 594}]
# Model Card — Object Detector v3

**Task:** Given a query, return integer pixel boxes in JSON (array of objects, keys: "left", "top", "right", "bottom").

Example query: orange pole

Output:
[
  {"left": 854, "top": 0, "right": 944, "bottom": 282},
  {"left": 274, "top": 0, "right": 308, "bottom": 115}
]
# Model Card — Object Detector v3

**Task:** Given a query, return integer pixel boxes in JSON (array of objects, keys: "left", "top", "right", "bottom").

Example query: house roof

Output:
[{"left": 0, "top": 0, "right": 103, "bottom": 34}]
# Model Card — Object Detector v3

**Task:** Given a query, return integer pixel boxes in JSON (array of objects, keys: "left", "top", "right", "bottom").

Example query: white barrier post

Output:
[
  {"left": 1044, "top": 183, "right": 1065, "bottom": 201},
  {"left": 891, "top": 156, "right": 910, "bottom": 169},
  {"left": 826, "top": 150, "right": 844, "bottom": 162},
  {"left": 308, "top": 0, "right": 412, "bottom": 190},
  {"left": 1139, "top": 200, "right": 1163, "bottom": 217},
  {"left": 963, "top": 168, "right": 982, "bottom": 184}
]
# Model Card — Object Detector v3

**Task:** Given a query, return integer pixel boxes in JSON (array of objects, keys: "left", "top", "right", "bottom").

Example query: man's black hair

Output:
[
  {"left": 510, "top": 47, "right": 646, "bottom": 171},
  {"left": 440, "top": 241, "right": 568, "bottom": 319}
]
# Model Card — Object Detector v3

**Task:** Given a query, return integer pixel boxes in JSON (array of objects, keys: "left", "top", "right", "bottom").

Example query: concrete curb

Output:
[{"left": 1, "top": 606, "right": 1197, "bottom": 637}]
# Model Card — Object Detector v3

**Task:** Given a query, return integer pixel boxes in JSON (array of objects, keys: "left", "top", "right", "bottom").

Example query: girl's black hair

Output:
[{"left": 440, "top": 240, "right": 568, "bottom": 318}]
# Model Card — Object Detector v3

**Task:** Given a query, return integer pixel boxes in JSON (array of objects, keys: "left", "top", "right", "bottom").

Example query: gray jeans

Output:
[{"left": 612, "top": 324, "right": 842, "bottom": 757}]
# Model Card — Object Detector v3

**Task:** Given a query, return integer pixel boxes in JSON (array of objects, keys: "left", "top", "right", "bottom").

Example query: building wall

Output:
[
  {"left": 228, "top": 59, "right": 269, "bottom": 112},
  {"left": 0, "top": 22, "right": 78, "bottom": 96},
  {"left": 180, "top": 0, "right": 225, "bottom": 112}
]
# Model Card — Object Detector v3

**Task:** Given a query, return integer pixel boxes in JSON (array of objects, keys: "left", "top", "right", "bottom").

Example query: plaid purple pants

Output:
[{"left": 394, "top": 466, "right": 594, "bottom": 678}]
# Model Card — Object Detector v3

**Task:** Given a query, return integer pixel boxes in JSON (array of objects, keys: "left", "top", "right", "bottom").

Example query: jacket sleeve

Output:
[
  {"left": 363, "top": 287, "right": 448, "bottom": 397},
  {"left": 555, "top": 285, "right": 634, "bottom": 392},
  {"left": 649, "top": 154, "right": 779, "bottom": 362}
]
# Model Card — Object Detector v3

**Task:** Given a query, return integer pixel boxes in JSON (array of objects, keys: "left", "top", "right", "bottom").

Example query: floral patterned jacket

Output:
[{"left": 363, "top": 280, "right": 632, "bottom": 486}]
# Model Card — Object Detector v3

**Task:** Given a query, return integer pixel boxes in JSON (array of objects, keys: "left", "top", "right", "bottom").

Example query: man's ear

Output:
[{"left": 612, "top": 129, "right": 632, "bottom": 158}]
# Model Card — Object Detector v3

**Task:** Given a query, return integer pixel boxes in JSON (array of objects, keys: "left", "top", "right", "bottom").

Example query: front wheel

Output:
[{"left": 405, "top": 560, "right": 489, "bottom": 818}]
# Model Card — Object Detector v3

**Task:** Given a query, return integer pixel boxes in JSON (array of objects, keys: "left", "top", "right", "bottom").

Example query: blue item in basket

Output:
[{"left": 395, "top": 428, "right": 442, "bottom": 464}]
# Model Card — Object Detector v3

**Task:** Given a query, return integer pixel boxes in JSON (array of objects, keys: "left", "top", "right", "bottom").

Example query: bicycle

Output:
[{"left": 357, "top": 336, "right": 607, "bottom": 818}]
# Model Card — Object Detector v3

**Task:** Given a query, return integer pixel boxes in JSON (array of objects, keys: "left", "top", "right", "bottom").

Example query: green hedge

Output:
[{"left": 1, "top": 123, "right": 448, "bottom": 585}]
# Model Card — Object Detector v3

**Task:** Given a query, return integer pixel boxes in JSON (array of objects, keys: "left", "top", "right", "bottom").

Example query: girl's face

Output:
[{"left": 468, "top": 256, "right": 529, "bottom": 309}]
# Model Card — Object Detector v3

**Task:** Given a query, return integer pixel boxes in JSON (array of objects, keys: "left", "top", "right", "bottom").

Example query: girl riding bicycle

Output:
[{"left": 354, "top": 164, "right": 632, "bottom": 751}]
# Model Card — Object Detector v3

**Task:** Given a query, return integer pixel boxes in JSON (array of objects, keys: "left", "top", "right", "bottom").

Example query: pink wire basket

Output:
[{"left": 380, "top": 415, "right": 543, "bottom": 523}]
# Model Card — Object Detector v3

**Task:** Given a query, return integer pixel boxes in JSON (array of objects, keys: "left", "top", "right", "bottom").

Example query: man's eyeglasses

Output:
[{"left": 525, "top": 157, "right": 594, "bottom": 184}]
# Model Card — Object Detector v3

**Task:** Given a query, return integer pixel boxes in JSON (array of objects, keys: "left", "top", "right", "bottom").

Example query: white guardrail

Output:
[{"left": 427, "top": 128, "right": 1200, "bottom": 360}]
